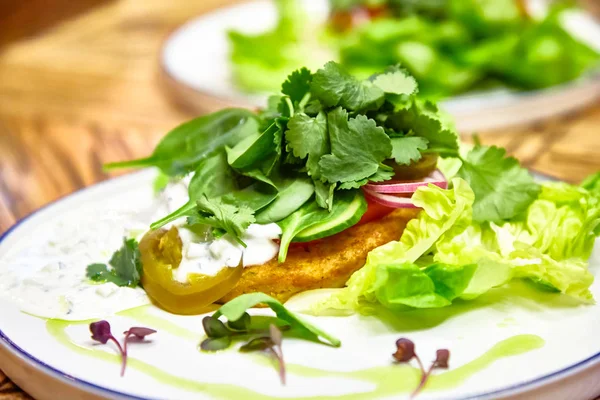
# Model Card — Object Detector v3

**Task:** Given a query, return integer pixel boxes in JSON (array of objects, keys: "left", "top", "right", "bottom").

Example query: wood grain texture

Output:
[{"left": 0, "top": 0, "right": 599, "bottom": 398}]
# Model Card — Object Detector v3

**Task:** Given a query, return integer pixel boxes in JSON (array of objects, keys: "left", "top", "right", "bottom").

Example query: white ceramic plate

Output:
[
  {"left": 161, "top": 0, "right": 600, "bottom": 133},
  {"left": 1, "top": 170, "right": 600, "bottom": 400}
]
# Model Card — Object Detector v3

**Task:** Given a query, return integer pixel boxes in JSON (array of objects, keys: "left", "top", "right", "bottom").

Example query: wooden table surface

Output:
[{"left": 0, "top": 0, "right": 599, "bottom": 398}]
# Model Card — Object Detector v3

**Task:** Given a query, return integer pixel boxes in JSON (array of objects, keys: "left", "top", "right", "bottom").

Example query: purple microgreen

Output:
[
  {"left": 238, "top": 325, "right": 286, "bottom": 385},
  {"left": 269, "top": 324, "right": 283, "bottom": 347},
  {"left": 268, "top": 324, "right": 286, "bottom": 385},
  {"left": 90, "top": 321, "right": 126, "bottom": 375},
  {"left": 202, "top": 316, "right": 232, "bottom": 338},
  {"left": 392, "top": 338, "right": 416, "bottom": 363},
  {"left": 121, "top": 327, "right": 157, "bottom": 376},
  {"left": 89, "top": 320, "right": 156, "bottom": 377},
  {"left": 239, "top": 337, "right": 274, "bottom": 352},
  {"left": 201, "top": 336, "right": 232, "bottom": 352},
  {"left": 433, "top": 349, "right": 450, "bottom": 369},
  {"left": 90, "top": 320, "right": 115, "bottom": 344},
  {"left": 125, "top": 327, "right": 157, "bottom": 339},
  {"left": 391, "top": 338, "right": 451, "bottom": 398},
  {"left": 227, "top": 312, "right": 251, "bottom": 332}
]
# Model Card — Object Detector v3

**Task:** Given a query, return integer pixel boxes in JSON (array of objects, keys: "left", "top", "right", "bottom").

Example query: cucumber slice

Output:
[
  {"left": 293, "top": 190, "right": 367, "bottom": 242},
  {"left": 277, "top": 190, "right": 368, "bottom": 262}
]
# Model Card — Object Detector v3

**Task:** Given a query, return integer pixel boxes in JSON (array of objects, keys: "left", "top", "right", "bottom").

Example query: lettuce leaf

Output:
[
  {"left": 313, "top": 177, "right": 598, "bottom": 314},
  {"left": 315, "top": 178, "right": 474, "bottom": 311}
]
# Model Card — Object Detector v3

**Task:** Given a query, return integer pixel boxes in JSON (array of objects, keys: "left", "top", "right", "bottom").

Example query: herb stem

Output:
[
  {"left": 411, "top": 360, "right": 433, "bottom": 399},
  {"left": 285, "top": 97, "right": 295, "bottom": 118},
  {"left": 108, "top": 336, "right": 127, "bottom": 377},
  {"left": 298, "top": 92, "right": 311, "bottom": 112},
  {"left": 268, "top": 347, "right": 286, "bottom": 385}
]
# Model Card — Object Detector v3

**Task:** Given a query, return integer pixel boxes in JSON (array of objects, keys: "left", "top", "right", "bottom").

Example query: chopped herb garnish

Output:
[
  {"left": 86, "top": 238, "right": 142, "bottom": 287},
  {"left": 392, "top": 338, "right": 450, "bottom": 398},
  {"left": 89, "top": 320, "right": 156, "bottom": 376}
]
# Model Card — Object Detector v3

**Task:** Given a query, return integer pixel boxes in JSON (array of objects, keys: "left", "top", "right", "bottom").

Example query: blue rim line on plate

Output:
[{"left": 0, "top": 170, "right": 598, "bottom": 400}]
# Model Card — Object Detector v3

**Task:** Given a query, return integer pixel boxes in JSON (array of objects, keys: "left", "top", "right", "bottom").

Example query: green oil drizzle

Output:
[
  {"left": 117, "top": 305, "right": 199, "bottom": 341},
  {"left": 46, "top": 319, "right": 544, "bottom": 399}
]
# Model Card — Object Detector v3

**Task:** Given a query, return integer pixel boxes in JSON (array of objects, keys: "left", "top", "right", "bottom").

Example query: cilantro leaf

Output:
[
  {"left": 367, "top": 163, "right": 395, "bottom": 183},
  {"left": 390, "top": 136, "right": 429, "bottom": 165},
  {"left": 457, "top": 145, "right": 540, "bottom": 223},
  {"left": 86, "top": 238, "right": 142, "bottom": 287},
  {"left": 304, "top": 99, "right": 323, "bottom": 115},
  {"left": 319, "top": 107, "right": 392, "bottom": 184},
  {"left": 338, "top": 164, "right": 395, "bottom": 189},
  {"left": 387, "top": 101, "right": 458, "bottom": 155},
  {"left": 310, "top": 61, "right": 384, "bottom": 111},
  {"left": 371, "top": 65, "right": 419, "bottom": 96},
  {"left": 285, "top": 111, "right": 329, "bottom": 179},
  {"left": 193, "top": 195, "right": 256, "bottom": 246},
  {"left": 281, "top": 68, "right": 312, "bottom": 104},
  {"left": 86, "top": 264, "right": 129, "bottom": 287}
]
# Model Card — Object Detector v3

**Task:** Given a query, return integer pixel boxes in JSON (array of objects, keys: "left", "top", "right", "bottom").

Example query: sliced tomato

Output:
[{"left": 356, "top": 197, "right": 396, "bottom": 225}]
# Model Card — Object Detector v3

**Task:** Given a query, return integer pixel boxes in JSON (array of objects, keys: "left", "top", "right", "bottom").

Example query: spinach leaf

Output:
[
  {"left": 214, "top": 292, "right": 341, "bottom": 347},
  {"left": 228, "top": 121, "right": 283, "bottom": 179},
  {"left": 105, "top": 109, "right": 257, "bottom": 175},
  {"left": 255, "top": 176, "right": 315, "bottom": 223},
  {"left": 220, "top": 183, "right": 278, "bottom": 212},
  {"left": 150, "top": 152, "right": 238, "bottom": 229}
]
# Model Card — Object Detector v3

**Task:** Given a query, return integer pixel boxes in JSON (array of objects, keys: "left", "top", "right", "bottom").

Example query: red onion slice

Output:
[
  {"left": 363, "top": 189, "right": 419, "bottom": 209},
  {"left": 364, "top": 169, "right": 447, "bottom": 194}
]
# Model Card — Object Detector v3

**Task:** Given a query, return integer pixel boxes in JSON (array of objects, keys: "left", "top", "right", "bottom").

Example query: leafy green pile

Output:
[
  {"left": 229, "top": 0, "right": 599, "bottom": 98},
  {"left": 105, "top": 61, "right": 541, "bottom": 262},
  {"left": 313, "top": 176, "right": 600, "bottom": 313}
]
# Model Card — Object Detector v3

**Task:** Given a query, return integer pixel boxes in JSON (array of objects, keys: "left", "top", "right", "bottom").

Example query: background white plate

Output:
[
  {"left": 1, "top": 170, "right": 600, "bottom": 399},
  {"left": 160, "top": 0, "right": 600, "bottom": 133}
]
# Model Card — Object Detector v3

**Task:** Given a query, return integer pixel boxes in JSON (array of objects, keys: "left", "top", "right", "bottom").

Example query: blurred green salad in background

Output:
[{"left": 228, "top": 0, "right": 600, "bottom": 98}]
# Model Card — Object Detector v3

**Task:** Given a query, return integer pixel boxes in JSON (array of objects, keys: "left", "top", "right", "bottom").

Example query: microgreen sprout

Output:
[
  {"left": 200, "top": 313, "right": 289, "bottom": 384},
  {"left": 240, "top": 324, "right": 286, "bottom": 385},
  {"left": 89, "top": 320, "right": 156, "bottom": 376},
  {"left": 392, "top": 338, "right": 450, "bottom": 398}
]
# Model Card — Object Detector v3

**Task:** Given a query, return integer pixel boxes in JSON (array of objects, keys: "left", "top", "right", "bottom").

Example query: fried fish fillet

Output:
[{"left": 220, "top": 208, "right": 419, "bottom": 304}]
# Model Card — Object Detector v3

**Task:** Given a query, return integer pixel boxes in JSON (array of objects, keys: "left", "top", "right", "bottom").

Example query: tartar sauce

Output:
[{"left": 0, "top": 174, "right": 282, "bottom": 320}]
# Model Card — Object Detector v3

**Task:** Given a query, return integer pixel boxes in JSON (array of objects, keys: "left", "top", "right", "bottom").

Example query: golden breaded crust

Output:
[{"left": 220, "top": 208, "right": 419, "bottom": 304}]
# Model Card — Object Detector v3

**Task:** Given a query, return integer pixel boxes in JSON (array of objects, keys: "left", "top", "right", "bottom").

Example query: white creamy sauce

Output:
[
  {"left": 174, "top": 222, "right": 281, "bottom": 281},
  {"left": 0, "top": 209, "right": 152, "bottom": 321},
  {"left": 0, "top": 174, "right": 281, "bottom": 320}
]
